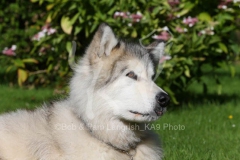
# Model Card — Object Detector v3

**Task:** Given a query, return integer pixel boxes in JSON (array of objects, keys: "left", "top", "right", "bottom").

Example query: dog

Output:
[{"left": 0, "top": 23, "right": 170, "bottom": 160}]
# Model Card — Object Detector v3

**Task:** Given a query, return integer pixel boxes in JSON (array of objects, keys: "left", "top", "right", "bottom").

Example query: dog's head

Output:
[{"left": 70, "top": 23, "right": 170, "bottom": 123}]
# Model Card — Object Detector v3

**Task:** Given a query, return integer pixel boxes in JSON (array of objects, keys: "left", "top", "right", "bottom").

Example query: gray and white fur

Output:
[{"left": 0, "top": 23, "right": 170, "bottom": 160}]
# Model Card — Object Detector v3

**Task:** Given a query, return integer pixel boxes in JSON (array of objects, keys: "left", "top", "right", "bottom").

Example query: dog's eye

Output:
[{"left": 126, "top": 71, "right": 137, "bottom": 80}]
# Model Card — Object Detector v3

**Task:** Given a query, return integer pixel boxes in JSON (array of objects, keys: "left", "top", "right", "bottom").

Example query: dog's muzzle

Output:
[{"left": 154, "top": 92, "right": 170, "bottom": 116}]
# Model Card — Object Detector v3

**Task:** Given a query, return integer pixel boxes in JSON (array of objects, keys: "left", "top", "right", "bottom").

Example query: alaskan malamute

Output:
[{"left": 0, "top": 23, "right": 170, "bottom": 160}]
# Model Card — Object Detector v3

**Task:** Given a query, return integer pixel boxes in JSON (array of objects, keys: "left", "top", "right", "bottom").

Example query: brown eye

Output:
[{"left": 126, "top": 71, "right": 137, "bottom": 80}]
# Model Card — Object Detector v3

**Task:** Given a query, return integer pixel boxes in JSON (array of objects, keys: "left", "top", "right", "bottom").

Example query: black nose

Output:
[{"left": 156, "top": 92, "right": 170, "bottom": 107}]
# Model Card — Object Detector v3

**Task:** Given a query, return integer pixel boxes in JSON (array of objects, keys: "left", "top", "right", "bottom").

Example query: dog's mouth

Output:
[
  {"left": 154, "top": 107, "right": 165, "bottom": 116},
  {"left": 129, "top": 110, "right": 150, "bottom": 117}
]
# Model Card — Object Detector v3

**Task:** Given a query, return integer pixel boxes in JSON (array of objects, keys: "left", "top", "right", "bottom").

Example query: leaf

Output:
[
  {"left": 74, "top": 26, "right": 82, "bottom": 35},
  {"left": 6, "top": 66, "right": 17, "bottom": 73},
  {"left": 89, "top": 23, "right": 99, "bottom": 33},
  {"left": 61, "top": 16, "right": 73, "bottom": 34},
  {"left": 70, "top": 12, "right": 81, "bottom": 25},
  {"left": 221, "top": 25, "right": 236, "bottom": 33},
  {"left": 208, "top": 36, "right": 221, "bottom": 44},
  {"left": 184, "top": 66, "right": 191, "bottom": 77},
  {"left": 47, "top": 64, "right": 53, "bottom": 73},
  {"left": 198, "top": 12, "right": 212, "bottom": 22},
  {"left": 192, "top": 31, "right": 198, "bottom": 44},
  {"left": 173, "top": 44, "right": 184, "bottom": 53},
  {"left": 46, "top": 13, "right": 53, "bottom": 23},
  {"left": 177, "top": 2, "right": 195, "bottom": 16},
  {"left": 22, "top": 58, "right": 38, "bottom": 64},
  {"left": 177, "top": 9, "right": 190, "bottom": 17},
  {"left": 131, "top": 29, "right": 137, "bottom": 38},
  {"left": 39, "top": 0, "right": 44, "bottom": 5},
  {"left": 180, "top": 76, "right": 186, "bottom": 87},
  {"left": 13, "top": 59, "right": 25, "bottom": 68},
  {"left": 218, "top": 43, "right": 228, "bottom": 53},
  {"left": 152, "top": 6, "right": 161, "bottom": 15},
  {"left": 229, "top": 65, "right": 235, "bottom": 77},
  {"left": 66, "top": 41, "right": 72, "bottom": 54},
  {"left": 18, "top": 69, "right": 28, "bottom": 86},
  {"left": 46, "top": 4, "right": 54, "bottom": 11},
  {"left": 220, "top": 13, "right": 234, "bottom": 21},
  {"left": 230, "top": 44, "right": 240, "bottom": 54}
]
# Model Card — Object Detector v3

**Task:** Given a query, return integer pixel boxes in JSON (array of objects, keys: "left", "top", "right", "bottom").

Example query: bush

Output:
[{"left": 1, "top": 0, "right": 240, "bottom": 104}]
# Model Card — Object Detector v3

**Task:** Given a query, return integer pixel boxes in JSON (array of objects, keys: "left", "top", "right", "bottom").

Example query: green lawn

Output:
[
  {"left": 0, "top": 64, "right": 239, "bottom": 160},
  {"left": 157, "top": 64, "right": 240, "bottom": 160},
  {"left": 0, "top": 86, "right": 55, "bottom": 113},
  {"left": 158, "top": 103, "right": 240, "bottom": 160}
]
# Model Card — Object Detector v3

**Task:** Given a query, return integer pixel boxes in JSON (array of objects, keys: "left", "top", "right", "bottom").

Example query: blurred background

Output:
[{"left": 0, "top": 0, "right": 240, "bottom": 159}]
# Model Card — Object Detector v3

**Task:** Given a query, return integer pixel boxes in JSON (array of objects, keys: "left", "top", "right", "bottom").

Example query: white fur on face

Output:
[
  {"left": 95, "top": 58, "right": 163, "bottom": 122},
  {"left": 70, "top": 24, "right": 167, "bottom": 123}
]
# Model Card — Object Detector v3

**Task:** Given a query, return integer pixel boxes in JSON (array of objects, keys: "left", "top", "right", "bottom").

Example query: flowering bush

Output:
[{"left": 0, "top": 0, "right": 240, "bottom": 103}]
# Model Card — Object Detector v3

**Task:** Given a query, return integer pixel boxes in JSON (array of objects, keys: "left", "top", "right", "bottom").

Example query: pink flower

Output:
[
  {"left": 113, "top": 11, "right": 143, "bottom": 23},
  {"left": 176, "top": 26, "right": 184, "bottom": 33},
  {"left": 218, "top": 0, "right": 233, "bottom": 9},
  {"left": 114, "top": 11, "right": 128, "bottom": 18},
  {"left": 131, "top": 12, "right": 143, "bottom": 22},
  {"left": 152, "top": 31, "right": 171, "bottom": 41},
  {"left": 218, "top": 4, "right": 227, "bottom": 9},
  {"left": 182, "top": 16, "right": 198, "bottom": 27},
  {"left": 32, "top": 31, "right": 46, "bottom": 41},
  {"left": 168, "top": 0, "right": 180, "bottom": 7},
  {"left": 176, "top": 26, "right": 188, "bottom": 33},
  {"left": 198, "top": 27, "right": 215, "bottom": 36},
  {"left": 32, "top": 24, "right": 56, "bottom": 41},
  {"left": 2, "top": 45, "right": 17, "bottom": 56},
  {"left": 47, "top": 28, "right": 57, "bottom": 35},
  {"left": 41, "top": 24, "right": 50, "bottom": 31}
]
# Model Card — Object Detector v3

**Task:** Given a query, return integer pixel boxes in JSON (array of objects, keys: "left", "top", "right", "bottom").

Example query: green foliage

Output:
[
  {"left": 0, "top": 1, "right": 46, "bottom": 86},
  {"left": 0, "top": 0, "right": 240, "bottom": 104}
]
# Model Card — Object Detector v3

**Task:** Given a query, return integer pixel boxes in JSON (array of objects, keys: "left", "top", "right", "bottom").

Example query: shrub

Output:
[{"left": 1, "top": 0, "right": 240, "bottom": 104}]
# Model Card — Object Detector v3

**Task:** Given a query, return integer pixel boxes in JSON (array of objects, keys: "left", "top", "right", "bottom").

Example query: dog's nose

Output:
[{"left": 156, "top": 92, "right": 170, "bottom": 107}]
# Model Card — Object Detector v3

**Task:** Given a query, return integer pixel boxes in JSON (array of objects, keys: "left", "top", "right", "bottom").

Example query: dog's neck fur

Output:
[{"left": 76, "top": 107, "right": 146, "bottom": 151}]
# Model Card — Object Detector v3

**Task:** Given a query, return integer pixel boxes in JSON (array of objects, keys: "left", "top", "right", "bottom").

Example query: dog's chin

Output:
[{"left": 121, "top": 110, "right": 162, "bottom": 123}]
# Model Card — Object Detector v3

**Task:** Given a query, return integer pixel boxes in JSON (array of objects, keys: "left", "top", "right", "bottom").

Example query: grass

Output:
[
  {"left": 157, "top": 104, "right": 240, "bottom": 160},
  {"left": 0, "top": 64, "right": 239, "bottom": 160},
  {"left": 157, "top": 63, "right": 240, "bottom": 160},
  {"left": 0, "top": 86, "right": 55, "bottom": 113}
]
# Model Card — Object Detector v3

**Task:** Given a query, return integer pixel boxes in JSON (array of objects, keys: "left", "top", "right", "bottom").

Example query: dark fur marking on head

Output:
[
  {"left": 124, "top": 41, "right": 147, "bottom": 59},
  {"left": 104, "top": 65, "right": 128, "bottom": 86},
  {"left": 124, "top": 41, "right": 157, "bottom": 75},
  {"left": 148, "top": 53, "right": 158, "bottom": 74}
]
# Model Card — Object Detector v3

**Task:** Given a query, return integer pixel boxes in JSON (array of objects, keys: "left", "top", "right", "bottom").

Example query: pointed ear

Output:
[
  {"left": 86, "top": 23, "right": 118, "bottom": 61},
  {"left": 147, "top": 40, "right": 165, "bottom": 66}
]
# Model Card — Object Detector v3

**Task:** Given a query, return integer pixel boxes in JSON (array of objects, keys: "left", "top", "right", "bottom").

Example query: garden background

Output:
[{"left": 0, "top": 0, "right": 240, "bottom": 159}]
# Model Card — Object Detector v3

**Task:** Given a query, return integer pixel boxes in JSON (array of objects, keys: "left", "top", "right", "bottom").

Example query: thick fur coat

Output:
[{"left": 0, "top": 23, "right": 169, "bottom": 160}]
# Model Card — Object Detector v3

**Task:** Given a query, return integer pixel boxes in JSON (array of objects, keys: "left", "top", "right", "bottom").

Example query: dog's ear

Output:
[
  {"left": 86, "top": 23, "right": 118, "bottom": 61},
  {"left": 147, "top": 40, "right": 165, "bottom": 66}
]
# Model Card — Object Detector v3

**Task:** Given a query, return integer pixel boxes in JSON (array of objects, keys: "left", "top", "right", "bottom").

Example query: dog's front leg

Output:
[{"left": 134, "top": 132, "right": 162, "bottom": 160}]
